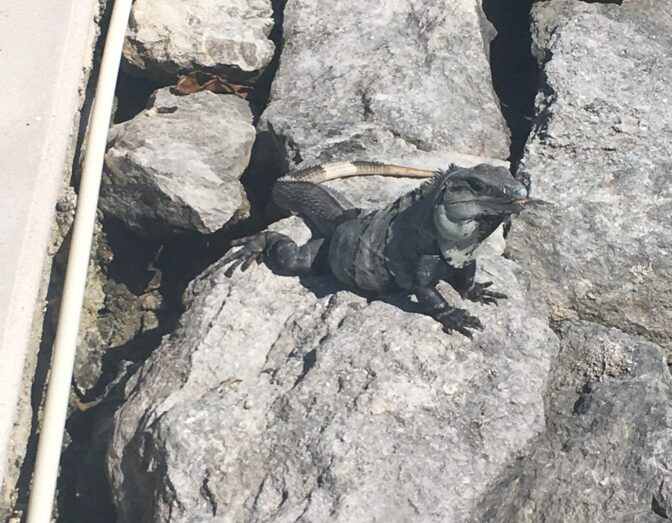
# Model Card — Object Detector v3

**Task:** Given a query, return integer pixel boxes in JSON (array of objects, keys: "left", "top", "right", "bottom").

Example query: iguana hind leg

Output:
[{"left": 222, "top": 231, "right": 328, "bottom": 277}]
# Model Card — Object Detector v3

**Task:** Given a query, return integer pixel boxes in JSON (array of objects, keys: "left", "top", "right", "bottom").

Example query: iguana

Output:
[{"left": 222, "top": 161, "right": 528, "bottom": 337}]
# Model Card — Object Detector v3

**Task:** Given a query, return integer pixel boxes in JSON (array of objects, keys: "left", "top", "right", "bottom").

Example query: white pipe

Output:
[{"left": 26, "top": 0, "right": 132, "bottom": 520}]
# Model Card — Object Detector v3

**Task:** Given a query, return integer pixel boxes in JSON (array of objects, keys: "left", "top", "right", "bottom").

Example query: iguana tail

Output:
[
  {"left": 272, "top": 161, "right": 436, "bottom": 235},
  {"left": 280, "top": 161, "right": 436, "bottom": 184}
]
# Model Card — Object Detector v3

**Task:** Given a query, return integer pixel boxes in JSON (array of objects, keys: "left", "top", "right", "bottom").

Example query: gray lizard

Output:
[{"left": 222, "top": 161, "right": 528, "bottom": 337}]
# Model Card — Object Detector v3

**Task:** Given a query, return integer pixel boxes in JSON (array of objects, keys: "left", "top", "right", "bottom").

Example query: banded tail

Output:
[{"left": 281, "top": 161, "right": 436, "bottom": 184}]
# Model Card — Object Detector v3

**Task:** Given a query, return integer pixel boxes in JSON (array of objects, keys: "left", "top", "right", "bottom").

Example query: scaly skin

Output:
[{"left": 222, "top": 161, "right": 527, "bottom": 337}]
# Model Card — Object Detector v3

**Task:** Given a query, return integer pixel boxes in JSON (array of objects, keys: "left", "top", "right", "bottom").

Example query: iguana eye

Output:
[{"left": 467, "top": 178, "right": 485, "bottom": 192}]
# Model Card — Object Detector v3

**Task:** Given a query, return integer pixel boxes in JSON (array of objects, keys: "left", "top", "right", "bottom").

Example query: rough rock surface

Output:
[
  {"left": 475, "top": 321, "right": 672, "bottom": 522},
  {"left": 123, "top": 0, "right": 275, "bottom": 83},
  {"left": 507, "top": 1, "right": 672, "bottom": 352},
  {"left": 91, "top": 1, "right": 672, "bottom": 520},
  {"left": 102, "top": 88, "right": 255, "bottom": 237},
  {"left": 259, "top": 0, "right": 510, "bottom": 167},
  {"left": 107, "top": 177, "right": 556, "bottom": 522}
]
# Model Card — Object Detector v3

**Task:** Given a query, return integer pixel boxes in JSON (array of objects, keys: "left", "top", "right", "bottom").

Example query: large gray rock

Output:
[
  {"left": 259, "top": 0, "right": 510, "bottom": 167},
  {"left": 474, "top": 321, "right": 672, "bottom": 522},
  {"left": 508, "top": 1, "right": 672, "bottom": 352},
  {"left": 102, "top": 88, "right": 256, "bottom": 236},
  {"left": 123, "top": 0, "right": 275, "bottom": 83},
  {"left": 106, "top": 177, "right": 557, "bottom": 522}
]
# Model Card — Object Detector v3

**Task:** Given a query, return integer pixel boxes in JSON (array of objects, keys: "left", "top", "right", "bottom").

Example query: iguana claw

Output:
[
  {"left": 436, "top": 307, "right": 483, "bottom": 338},
  {"left": 461, "top": 281, "right": 507, "bottom": 306},
  {"left": 221, "top": 232, "right": 285, "bottom": 277}
]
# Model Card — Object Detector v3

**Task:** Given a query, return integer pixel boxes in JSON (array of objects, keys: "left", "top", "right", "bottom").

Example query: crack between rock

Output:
[
  {"left": 250, "top": 475, "right": 269, "bottom": 513},
  {"left": 387, "top": 126, "right": 433, "bottom": 153},
  {"left": 481, "top": 0, "right": 539, "bottom": 172},
  {"left": 292, "top": 348, "right": 318, "bottom": 388},
  {"left": 360, "top": 89, "right": 374, "bottom": 121},
  {"left": 248, "top": 0, "right": 287, "bottom": 121},
  {"left": 200, "top": 472, "right": 218, "bottom": 516}
]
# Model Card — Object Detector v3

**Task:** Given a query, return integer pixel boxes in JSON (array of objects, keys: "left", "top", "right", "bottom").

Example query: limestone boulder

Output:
[
  {"left": 102, "top": 88, "right": 255, "bottom": 237},
  {"left": 508, "top": 0, "right": 672, "bottom": 352},
  {"left": 475, "top": 321, "right": 672, "bottom": 522},
  {"left": 123, "top": 0, "right": 275, "bottom": 83},
  {"left": 259, "top": 0, "right": 510, "bottom": 168}
]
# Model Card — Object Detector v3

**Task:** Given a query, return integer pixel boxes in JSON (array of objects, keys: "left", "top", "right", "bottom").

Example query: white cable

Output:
[{"left": 26, "top": 0, "right": 132, "bottom": 520}]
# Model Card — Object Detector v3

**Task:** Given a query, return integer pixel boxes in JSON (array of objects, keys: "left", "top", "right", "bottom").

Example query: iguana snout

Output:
[{"left": 436, "top": 164, "right": 528, "bottom": 221}]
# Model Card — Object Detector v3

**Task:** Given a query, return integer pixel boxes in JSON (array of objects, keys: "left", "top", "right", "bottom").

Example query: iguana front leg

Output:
[
  {"left": 446, "top": 259, "right": 507, "bottom": 305},
  {"left": 411, "top": 256, "right": 483, "bottom": 338},
  {"left": 415, "top": 287, "right": 483, "bottom": 338},
  {"left": 222, "top": 231, "right": 328, "bottom": 277}
]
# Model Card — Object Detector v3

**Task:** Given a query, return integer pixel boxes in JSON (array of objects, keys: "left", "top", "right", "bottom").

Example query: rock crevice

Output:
[{"left": 481, "top": 0, "right": 538, "bottom": 167}]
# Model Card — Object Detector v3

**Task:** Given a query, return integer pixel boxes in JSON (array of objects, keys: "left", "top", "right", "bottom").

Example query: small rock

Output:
[
  {"left": 123, "top": 0, "right": 275, "bottom": 83},
  {"left": 141, "top": 311, "right": 159, "bottom": 332},
  {"left": 49, "top": 186, "right": 77, "bottom": 256},
  {"left": 138, "top": 292, "right": 162, "bottom": 311},
  {"left": 102, "top": 88, "right": 256, "bottom": 237}
]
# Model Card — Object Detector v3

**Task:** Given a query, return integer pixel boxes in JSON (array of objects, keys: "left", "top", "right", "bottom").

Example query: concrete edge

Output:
[{"left": 0, "top": 0, "right": 102, "bottom": 511}]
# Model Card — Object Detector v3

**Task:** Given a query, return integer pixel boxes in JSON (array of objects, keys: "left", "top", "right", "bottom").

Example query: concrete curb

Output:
[{"left": 0, "top": 0, "right": 100, "bottom": 506}]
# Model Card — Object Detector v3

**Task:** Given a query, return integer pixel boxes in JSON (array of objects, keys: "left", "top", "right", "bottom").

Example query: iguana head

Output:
[{"left": 433, "top": 163, "right": 528, "bottom": 241}]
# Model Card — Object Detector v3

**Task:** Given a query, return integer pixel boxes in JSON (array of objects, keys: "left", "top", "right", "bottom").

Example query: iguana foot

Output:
[
  {"left": 415, "top": 287, "right": 483, "bottom": 339},
  {"left": 461, "top": 281, "right": 507, "bottom": 305},
  {"left": 221, "top": 231, "right": 286, "bottom": 277},
  {"left": 435, "top": 307, "right": 483, "bottom": 339}
]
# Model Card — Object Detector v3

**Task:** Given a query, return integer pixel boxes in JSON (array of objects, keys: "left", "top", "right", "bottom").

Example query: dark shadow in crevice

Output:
[
  {"left": 248, "top": 0, "right": 288, "bottom": 122},
  {"left": 482, "top": 0, "right": 539, "bottom": 172},
  {"left": 236, "top": 0, "right": 291, "bottom": 226},
  {"left": 11, "top": 256, "right": 64, "bottom": 519},
  {"left": 69, "top": 2, "right": 113, "bottom": 190},
  {"left": 113, "top": 69, "right": 162, "bottom": 124},
  {"left": 57, "top": 401, "right": 119, "bottom": 523},
  {"left": 102, "top": 218, "right": 162, "bottom": 295},
  {"left": 57, "top": 327, "right": 168, "bottom": 523}
]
